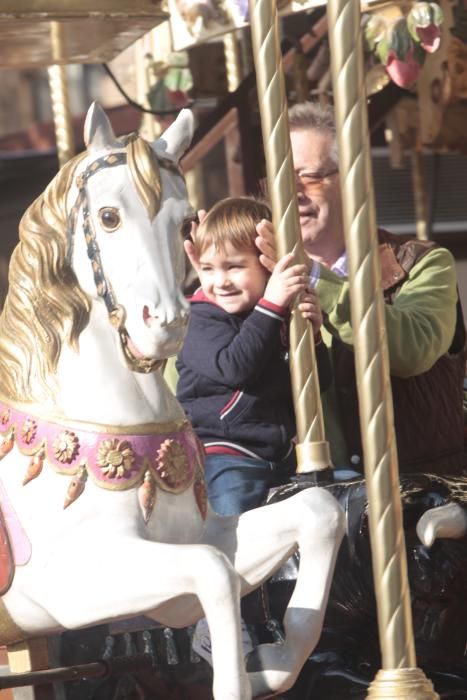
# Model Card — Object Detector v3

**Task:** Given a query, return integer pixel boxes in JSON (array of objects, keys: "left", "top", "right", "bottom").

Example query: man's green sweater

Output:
[{"left": 316, "top": 246, "right": 462, "bottom": 468}]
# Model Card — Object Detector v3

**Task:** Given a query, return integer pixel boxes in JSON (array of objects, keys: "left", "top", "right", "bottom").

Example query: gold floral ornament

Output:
[
  {"left": 21, "top": 418, "right": 37, "bottom": 445},
  {"left": 97, "top": 439, "right": 135, "bottom": 478},
  {"left": 155, "top": 438, "right": 188, "bottom": 488},
  {"left": 0, "top": 409, "right": 10, "bottom": 425},
  {"left": 53, "top": 430, "right": 80, "bottom": 464}
]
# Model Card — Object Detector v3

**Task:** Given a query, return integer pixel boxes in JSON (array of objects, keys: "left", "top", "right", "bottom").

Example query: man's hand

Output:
[{"left": 255, "top": 219, "right": 277, "bottom": 273}]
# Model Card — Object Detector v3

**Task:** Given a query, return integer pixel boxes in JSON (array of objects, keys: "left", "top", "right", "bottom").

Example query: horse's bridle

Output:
[{"left": 66, "top": 139, "right": 184, "bottom": 374}]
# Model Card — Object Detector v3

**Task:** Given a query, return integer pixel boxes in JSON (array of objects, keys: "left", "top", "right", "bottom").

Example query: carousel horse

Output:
[
  {"left": 0, "top": 103, "right": 345, "bottom": 700},
  {"left": 258, "top": 473, "right": 467, "bottom": 698},
  {"left": 57, "top": 474, "right": 467, "bottom": 699}
]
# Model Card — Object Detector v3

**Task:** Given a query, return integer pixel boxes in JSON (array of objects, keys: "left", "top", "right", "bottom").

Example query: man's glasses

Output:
[{"left": 295, "top": 168, "right": 338, "bottom": 195}]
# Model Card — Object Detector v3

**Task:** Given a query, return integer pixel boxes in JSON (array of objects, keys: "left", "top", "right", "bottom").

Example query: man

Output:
[{"left": 257, "top": 101, "right": 466, "bottom": 475}]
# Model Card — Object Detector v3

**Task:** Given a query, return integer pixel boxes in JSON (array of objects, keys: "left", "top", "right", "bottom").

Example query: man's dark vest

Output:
[{"left": 333, "top": 229, "right": 467, "bottom": 475}]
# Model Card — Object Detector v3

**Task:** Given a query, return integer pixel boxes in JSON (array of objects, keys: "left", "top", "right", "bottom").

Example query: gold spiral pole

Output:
[
  {"left": 47, "top": 21, "right": 75, "bottom": 167},
  {"left": 248, "top": 0, "right": 331, "bottom": 473},
  {"left": 411, "top": 149, "right": 429, "bottom": 240},
  {"left": 223, "top": 31, "right": 242, "bottom": 92},
  {"left": 327, "top": 0, "right": 438, "bottom": 695}
]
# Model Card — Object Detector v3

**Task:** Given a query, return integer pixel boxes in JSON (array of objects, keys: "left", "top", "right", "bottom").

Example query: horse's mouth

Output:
[
  {"left": 110, "top": 304, "right": 186, "bottom": 373},
  {"left": 119, "top": 328, "right": 164, "bottom": 374}
]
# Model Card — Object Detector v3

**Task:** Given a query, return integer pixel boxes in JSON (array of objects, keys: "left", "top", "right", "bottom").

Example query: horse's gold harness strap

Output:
[{"left": 65, "top": 145, "right": 185, "bottom": 374}]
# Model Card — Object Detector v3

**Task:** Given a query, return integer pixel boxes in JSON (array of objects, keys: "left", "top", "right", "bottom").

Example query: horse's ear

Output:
[
  {"left": 155, "top": 109, "right": 194, "bottom": 163},
  {"left": 84, "top": 102, "right": 121, "bottom": 152}
]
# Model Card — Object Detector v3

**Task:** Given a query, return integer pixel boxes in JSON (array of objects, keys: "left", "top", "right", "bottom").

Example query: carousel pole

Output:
[
  {"left": 135, "top": 35, "right": 156, "bottom": 141},
  {"left": 411, "top": 149, "right": 429, "bottom": 240},
  {"left": 47, "top": 21, "right": 75, "bottom": 168},
  {"left": 248, "top": 0, "right": 331, "bottom": 476},
  {"left": 327, "top": 0, "right": 438, "bottom": 696},
  {"left": 223, "top": 31, "right": 242, "bottom": 92},
  {"left": 223, "top": 31, "right": 244, "bottom": 196}
]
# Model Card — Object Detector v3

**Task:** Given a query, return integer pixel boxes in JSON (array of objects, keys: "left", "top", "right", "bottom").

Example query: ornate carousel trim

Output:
[{"left": 0, "top": 400, "right": 207, "bottom": 517}]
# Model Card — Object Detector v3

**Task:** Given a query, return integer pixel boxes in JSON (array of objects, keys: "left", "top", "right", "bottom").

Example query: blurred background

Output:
[{"left": 0, "top": 0, "right": 466, "bottom": 310}]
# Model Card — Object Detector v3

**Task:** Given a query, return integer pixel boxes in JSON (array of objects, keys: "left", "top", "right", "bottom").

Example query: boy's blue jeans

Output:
[{"left": 204, "top": 452, "right": 296, "bottom": 516}]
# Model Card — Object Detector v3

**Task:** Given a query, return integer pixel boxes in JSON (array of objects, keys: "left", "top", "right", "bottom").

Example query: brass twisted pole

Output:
[
  {"left": 327, "top": 0, "right": 438, "bottom": 695},
  {"left": 248, "top": 0, "right": 331, "bottom": 473},
  {"left": 48, "top": 22, "right": 75, "bottom": 167},
  {"left": 411, "top": 150, "right": 429, "bottom": 240},
  {"left": 223, "top": 31, "right": 242, "bottom": 92}
]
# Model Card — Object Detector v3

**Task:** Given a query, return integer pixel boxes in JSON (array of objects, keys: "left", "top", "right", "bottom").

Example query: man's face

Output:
[{"left": 290, "top": 128, "right": 344, "bottom": 261}]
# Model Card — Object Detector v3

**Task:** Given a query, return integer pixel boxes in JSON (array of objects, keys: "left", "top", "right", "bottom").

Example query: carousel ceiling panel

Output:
[{"left": 0, "top": 1, "right": 166, "bottom": 68}]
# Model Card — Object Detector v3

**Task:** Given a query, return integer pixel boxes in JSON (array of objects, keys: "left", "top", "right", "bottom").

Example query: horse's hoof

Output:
[{"left": 246, "top": 643, "right": 295, "bottom": 697}]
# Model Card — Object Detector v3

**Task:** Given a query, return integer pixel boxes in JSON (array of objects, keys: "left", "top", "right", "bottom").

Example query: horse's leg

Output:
[
  {"left": 204, "top": 487, "right": 345, "bottom": 696},
  {"left": 30, "top": 540, "right": 250, "bottom": 700}
]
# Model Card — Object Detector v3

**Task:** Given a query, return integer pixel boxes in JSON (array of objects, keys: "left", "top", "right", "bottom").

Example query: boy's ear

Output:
[{"left": 184, "top": 239, "right": 200, "bottom": 272}]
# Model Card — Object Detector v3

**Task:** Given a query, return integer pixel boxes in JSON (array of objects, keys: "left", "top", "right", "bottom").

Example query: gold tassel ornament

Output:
[
  {"left": 0, "top": 429, "right": 15, "bottom": 459},
  {"left": 138, "top": 469, "right": 156, "bottom": 524},
  {"left": 63, "top": 462, "right": 87, "bottom": 509},
  {"left": 23, "top": 448, "right": 45, "bottom": 486}
]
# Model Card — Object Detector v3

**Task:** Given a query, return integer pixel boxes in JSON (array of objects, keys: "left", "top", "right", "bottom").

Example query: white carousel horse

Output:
[{"left": 0, "top": 103, "right": 345, "bottom": 700}]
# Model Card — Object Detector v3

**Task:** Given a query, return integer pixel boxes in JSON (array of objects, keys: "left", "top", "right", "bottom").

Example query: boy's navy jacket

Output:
[{"left": 176, "top": 290, "right": 332, "bottom": 462}]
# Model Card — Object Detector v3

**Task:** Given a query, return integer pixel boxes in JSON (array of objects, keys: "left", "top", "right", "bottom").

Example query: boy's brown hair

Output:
[{"left": 192, "top": 197, "right": 271, "bottom": 256}]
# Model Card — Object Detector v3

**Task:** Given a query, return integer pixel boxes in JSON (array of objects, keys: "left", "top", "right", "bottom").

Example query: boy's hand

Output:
[
  {"left": 298, "top": 287, "right": 323, "bottom": 338},
  {"left": 263, "top": 253, "right": 308, "bottom": 309},
  {"left": 183, "top": 209, "right": 207, "bottom": 273},
  {"left": 255, "top": 219, "right": 277, "bottom": 273}
]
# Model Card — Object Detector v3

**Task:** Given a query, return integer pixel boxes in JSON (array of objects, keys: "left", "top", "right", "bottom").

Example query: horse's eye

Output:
[{"left": 98, "top": 207, "right": 121, "bottom": 232}]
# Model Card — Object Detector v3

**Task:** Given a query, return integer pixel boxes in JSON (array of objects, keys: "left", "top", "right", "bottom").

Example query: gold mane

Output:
[{"left": 0, "top": 135, "right": 161, "bottom": 406}]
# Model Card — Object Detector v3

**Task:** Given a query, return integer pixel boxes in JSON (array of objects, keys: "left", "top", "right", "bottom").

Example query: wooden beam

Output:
[
  {"left": 282, "top": 15, "right": 328, "bottom": 73},
  {"left": 181, "top": 108, "right": 238, "bottom": 172}
]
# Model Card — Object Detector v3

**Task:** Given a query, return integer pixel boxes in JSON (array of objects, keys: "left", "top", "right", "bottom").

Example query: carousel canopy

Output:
[{"left": 0, "top": 0, "right": 166, "bottom": 68}]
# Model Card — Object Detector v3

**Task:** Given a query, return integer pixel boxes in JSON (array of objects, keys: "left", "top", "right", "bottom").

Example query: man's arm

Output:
[{"left": 317, "top": 247, "right": 458, "bottom": 377}]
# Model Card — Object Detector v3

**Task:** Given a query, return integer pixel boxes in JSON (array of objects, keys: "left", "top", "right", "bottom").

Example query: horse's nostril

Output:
[
  {"left": 143, "top": 305, "right": 158, "bottom": 328},
  {"left": 143, "top": 303, "right": 188, "bottom": 329}
]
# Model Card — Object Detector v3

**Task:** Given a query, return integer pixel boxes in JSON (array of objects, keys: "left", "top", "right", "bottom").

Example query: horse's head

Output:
[
  {"left": 70, "top": 102, "right": 194, "bottom": 372},
  {"left": 0, "top": 103, "right": 195, "bottom": 405}
]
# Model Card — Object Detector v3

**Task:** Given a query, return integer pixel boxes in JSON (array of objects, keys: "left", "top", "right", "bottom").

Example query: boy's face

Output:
[{"left": 198, "top": 241, "right": 268, "bottom": 315}]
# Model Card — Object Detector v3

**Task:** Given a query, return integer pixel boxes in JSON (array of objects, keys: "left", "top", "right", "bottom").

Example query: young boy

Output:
[{"left": 177, "top": 196, "right": 331, "bottom": 516}]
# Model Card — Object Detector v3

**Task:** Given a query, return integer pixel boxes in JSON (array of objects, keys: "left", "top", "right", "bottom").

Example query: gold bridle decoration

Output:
[
  {"left": 248, "top": 0, "right": 331, "bottom": 474},
  {"left": 327, "top": 0, "right": 438, "bottom": 695}
]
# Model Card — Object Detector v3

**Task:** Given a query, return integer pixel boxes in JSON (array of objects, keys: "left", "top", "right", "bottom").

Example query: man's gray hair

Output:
[{"left": 288, "top": 101, "right": 339, "bottom": 167}]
